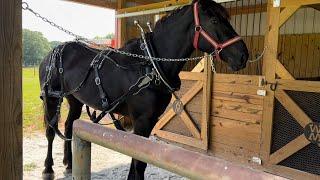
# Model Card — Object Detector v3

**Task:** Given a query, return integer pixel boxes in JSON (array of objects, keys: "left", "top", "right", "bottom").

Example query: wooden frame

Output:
[
  {"left": 262, "top": 0, "right": 320, "bottom": 178},
  {"left": 152, "top": 56, "right": 212, "bottom": 150}
]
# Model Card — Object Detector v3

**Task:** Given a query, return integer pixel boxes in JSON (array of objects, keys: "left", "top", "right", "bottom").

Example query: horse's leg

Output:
[
  {"left": 63, "top": 95, "right": 83, "bottom": 173},
  {"left": 127, "top": 116, "right": 157, "bottom": 180},
  {"left": 42, "top": 97, "right": 59, "bottom": 179}
]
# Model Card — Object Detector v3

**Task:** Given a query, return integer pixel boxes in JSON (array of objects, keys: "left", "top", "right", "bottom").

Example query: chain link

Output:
[{"left": 22, "top": 2, "right": 211, "bottom": 62}]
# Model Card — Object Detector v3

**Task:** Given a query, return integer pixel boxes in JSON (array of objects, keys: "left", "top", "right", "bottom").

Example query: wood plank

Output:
[
  {"left": 275, "top": 59, "right": 295, "bottom": 80},
  {"left": 300, "top": 34, "right": 310, "bottom": 78},
  {"left": 261, "top": 2, "right": 280, "bottom": 162},
  {"left": 201, "top": 56, "right": 212, "bottom": 149},
  {"left": 179, "top": 111, "right": 201, "bottom": 139},
  {"left": 0, "top": 0, "right": 23, "bottom": 179},
  {"left": 281, "top": 0, "right": 320, "bottom": 7},
  {"left": 210, "top": 117, "right": 261, "bottom": 144},
  {"left": 212, "top": 106, "right": 263, "bottom": 124},
  {"left": 264, "top": 164, "right": 319, "bottom": 180},
  {"left": 306, "top": 34, "right": 316, "bottom": 78},
  {"left": 269, "top": 135, "right": 310, "bottom": 164},
  {"left": 153, "top": 130, "right": 206, "bottom": 150},
  {"left": 66, "top": 0, "right": 117, "bottom": 9},
  {"left": 213, "top": 74, "right": 262, "bottom": 86},
  {"left": 213, "top": 83, "right": 260, "bottom": 95},
  {"left": 179, "top": 71, "right": 203, "bottom": 81},
  {"left": 293, "top": 35, "right": 303, "bottom": 78},
  {"left": 275, "top": 89, "right": 313, "bottom": 127},
  {"left": 180, "top": 81, "right": 203, "bottom": 104},
  {"left": 279, "top": 6, "right": 300, "bottom": 27},
  {"left": 314, "top": 35, "right": 320, "bottom": 77},
  {"left": 191, "top": 58, "right": 204, "bottom": 72},
  {"left": 213, "top": 91, "right": 264, "bottom": 105},
  {"left": 277, "top": 79, "right": 320, "bottom": 92},
  {"left": 117, "top": 0, "right": 189, "bottom": 14},
  {"left": 154, "top": 81, "right": 203, "bottom": 130},
  {"left": 209, "top": 141, "right": 260, "bottom": 165},
  {"left": 213, "top": 99, "right": 263, "bottom": 114},
  {"left": 153, "top": 109, "right": 176, "bottom": 131}
]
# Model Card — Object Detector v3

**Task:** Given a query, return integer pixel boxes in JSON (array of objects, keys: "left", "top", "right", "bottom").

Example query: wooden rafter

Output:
[
  {"left": 65, "top": 0, "right": 117, "bottom": 9},
  {"left": 279, "top": 5, "right": 300, "bottom": 27},
  {"left": 118, "top": 0, "right": 190, "bottom": 14},
  {"left": 281, "top": 0, "right": 320, "bottom": 7}
]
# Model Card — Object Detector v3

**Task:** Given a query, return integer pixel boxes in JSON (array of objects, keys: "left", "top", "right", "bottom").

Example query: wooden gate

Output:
[
  {"left": 262, "top": 1, "right": 320, "bottom": 179},
  {"left": 152, "top": 59, "right": 212, "bottom": 150}
]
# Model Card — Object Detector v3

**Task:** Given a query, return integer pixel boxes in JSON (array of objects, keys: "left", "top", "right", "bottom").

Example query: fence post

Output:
[{"left": 72, "top": 134, "right": 91, "bottom": 180}]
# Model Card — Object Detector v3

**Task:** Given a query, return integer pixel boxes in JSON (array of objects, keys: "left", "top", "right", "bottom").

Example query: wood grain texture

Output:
[
  {"left": 0, "top": 0, "right": 23, "bottom": 179},
  {"left": 260, "top": 1, "right": 280, "bottom": 162}
]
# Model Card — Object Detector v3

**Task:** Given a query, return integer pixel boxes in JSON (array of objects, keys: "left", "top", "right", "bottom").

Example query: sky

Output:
[{"left": 22, "top": 0, "right": 115, "bottom": 42}]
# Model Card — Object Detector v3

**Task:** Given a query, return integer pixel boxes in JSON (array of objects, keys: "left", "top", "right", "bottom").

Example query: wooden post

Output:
[
  {"left": 201, "top": 55, "right": 213, "bottom": 150},
  {"left": 0, "top": 0, "right": 23, "bottom": 179},
  {"left": 116, "top": 0, "right": 126, "bottom": 48},
  {"left": 260, "top": 0, "right": 280, "bottom": 163},
  {"left": 72, "top": 134, "right": 91, "bottom": 180}
]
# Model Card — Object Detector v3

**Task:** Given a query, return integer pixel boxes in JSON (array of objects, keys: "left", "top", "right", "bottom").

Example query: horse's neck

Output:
[{"left": 151, "top": 6, "right": 195, "bottom": 79}]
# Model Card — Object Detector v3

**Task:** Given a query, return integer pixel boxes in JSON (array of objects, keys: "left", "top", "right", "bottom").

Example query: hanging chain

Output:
[
  {"left": 22, "top": 2, "right": 210, "bottom": 62},
  {"left": 22, "top": 1, "right": 264, "bottom": 63}
]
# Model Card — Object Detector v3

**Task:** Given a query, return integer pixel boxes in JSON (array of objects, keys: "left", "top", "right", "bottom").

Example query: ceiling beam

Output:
[
  {"left": 280, "top": 0, "right": 320, "bottom": 7},
  {"left": 117, "top": 0, "right": 190, "bottom": 14},
  {"left": 65, "top": 0, "right": 117, "bottom": 9}
]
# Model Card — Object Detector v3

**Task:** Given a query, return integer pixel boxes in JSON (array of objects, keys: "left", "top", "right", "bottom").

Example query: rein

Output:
[{"left": 193, "top": 2, "right": 242, "bottom": 62}]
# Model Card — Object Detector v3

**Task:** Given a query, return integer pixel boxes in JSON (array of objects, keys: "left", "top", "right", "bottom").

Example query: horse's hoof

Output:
[
  {"left": 64, "top": 168, "right": 72, "bottom": 175},
  {"left": 42, "top": 172, "right": 55, "bottom": 180}
]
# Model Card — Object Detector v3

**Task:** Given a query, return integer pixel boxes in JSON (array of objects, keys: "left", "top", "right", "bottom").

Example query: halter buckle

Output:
[{"left": 195, "top": 25, "right": 202, "bottom": 32}]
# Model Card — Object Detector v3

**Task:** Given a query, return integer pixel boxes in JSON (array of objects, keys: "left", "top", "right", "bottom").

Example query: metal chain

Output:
[
  {"left": 22, "top": 1, "right": 264, "bottom": 63},
  {"left": 22, "top": 2, "right": 209, "bottom": 62}
]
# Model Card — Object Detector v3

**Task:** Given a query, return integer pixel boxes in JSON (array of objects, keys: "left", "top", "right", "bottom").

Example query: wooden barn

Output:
[{"left": 1, "top": 0, "right": 319, "bottom": 179}]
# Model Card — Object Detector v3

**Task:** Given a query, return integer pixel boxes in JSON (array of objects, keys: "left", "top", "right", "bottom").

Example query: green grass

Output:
[
  {"left": 23, "top": 162, "right": 37, "bottom": 172},
  {"left": 23, "top": 67, "right": 89, "bottom": 133},
  {"left": 23, "top": 67, "right": 43, "bottom": 132}
]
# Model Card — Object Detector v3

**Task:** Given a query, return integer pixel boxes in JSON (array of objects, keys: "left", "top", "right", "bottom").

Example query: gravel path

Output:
[{"left": 23, "top": 133, "right": 186, "bottom": 180}]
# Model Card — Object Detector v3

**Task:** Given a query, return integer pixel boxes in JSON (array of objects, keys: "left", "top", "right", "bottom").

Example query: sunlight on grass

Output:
[{"left": 23, "top": 67, "right": 90, "bottom": 133}]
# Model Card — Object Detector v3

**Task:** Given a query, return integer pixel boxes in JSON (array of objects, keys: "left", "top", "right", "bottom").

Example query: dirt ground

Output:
[{"left": 23, "top": 133, "right": 186, "bottom": 180}]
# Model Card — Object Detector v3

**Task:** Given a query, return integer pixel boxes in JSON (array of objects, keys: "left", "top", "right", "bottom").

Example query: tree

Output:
[
  {"left": 94, "top": 33, "right": 115, "bottom": 40},
  {"left": 23, "top": 29, "right": 51, "bottom": 66},
  {"left": 50, "top": 41, "right": 62, "bottom": 49}
]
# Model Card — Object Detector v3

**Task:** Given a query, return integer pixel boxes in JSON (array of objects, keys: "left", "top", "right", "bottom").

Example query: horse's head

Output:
[{"left": 192, "top": 0, "right": 249, "bottom": 71}]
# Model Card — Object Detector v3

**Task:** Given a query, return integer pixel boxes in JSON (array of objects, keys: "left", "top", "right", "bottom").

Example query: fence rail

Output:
[{"left": 72, "top": 120, "right": 285, "bottom": 180}]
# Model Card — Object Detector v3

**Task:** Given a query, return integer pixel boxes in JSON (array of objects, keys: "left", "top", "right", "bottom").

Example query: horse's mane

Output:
[
  {"left": 154, "top": 0, "right": 230, "bottom": 31},
  {"left": 200, "top": 0, "right": 230, "bottom": 20}
]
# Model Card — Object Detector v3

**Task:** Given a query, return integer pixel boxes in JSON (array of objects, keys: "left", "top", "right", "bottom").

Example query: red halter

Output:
[{"left": 193, "top": 2, "right": 242, "bottom": 61}]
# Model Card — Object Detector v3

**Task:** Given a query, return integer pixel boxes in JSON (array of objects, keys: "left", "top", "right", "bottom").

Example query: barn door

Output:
[
  {"left": 152, "top": 59, "right": 212, "bottom": 150},
  {"left": 262, "top": 1, "right": 320, "bottom": 178}
]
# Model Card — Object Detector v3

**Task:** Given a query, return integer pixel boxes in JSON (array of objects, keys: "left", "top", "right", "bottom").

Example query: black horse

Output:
[{"left": 39, "top": 0, "right": 248, "bottom": 179}]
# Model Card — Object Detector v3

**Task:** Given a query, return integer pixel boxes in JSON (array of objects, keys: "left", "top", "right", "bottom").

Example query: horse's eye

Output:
[{"left": 211, "top": 17, "right": 218, "bottom": 24}]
